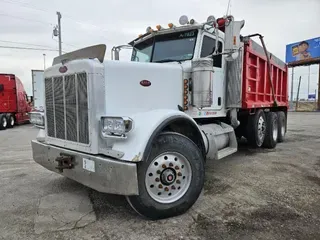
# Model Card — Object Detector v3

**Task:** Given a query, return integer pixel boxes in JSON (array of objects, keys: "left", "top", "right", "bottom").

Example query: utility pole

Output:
[
  {"left": 57, "top": 12, "right": 62, "bottom": 56},
  {"left": 307, "top": 65, "right": 310, "bottom": 99},
  {"left": 318, "top": 64, "right": 320, "bottom": 110},
  {"left": 43, "top": 53, "right": 46, "bottom": 69},
  {"left": 290, "top": 67, "right": 294, "bottom": 109},
  {"left": 295, "top": 76, "right": 301, "bottom": 111}
]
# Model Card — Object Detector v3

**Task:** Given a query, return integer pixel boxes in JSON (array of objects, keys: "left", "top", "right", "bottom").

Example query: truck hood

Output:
[{"left": 103, "top": 60, "right": 184, "bottom": 116}]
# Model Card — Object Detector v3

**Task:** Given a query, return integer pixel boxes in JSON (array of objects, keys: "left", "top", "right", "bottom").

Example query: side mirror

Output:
[
  {"left": 111, "top": 45, "right": 133, "bottom": 61},
  {"left": 0, "top": 84, "right": 4, "bottom": 92}
]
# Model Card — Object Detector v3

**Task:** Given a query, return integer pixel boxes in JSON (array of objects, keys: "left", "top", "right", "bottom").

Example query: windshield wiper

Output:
[{"left": 154, "top": 58, "right": 181, "bottom": 63}]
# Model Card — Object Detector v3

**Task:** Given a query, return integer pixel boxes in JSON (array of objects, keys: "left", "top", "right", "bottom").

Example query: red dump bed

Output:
[{"left": 242, "top": 39, "right": 288, "bottom": 109}]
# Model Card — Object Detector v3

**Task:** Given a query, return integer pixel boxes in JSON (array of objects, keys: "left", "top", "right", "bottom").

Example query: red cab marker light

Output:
[
  {"left": 140, "top": 80, "right": 151, "bottom": 87},
  {"left": 59, "top": 66, "right": 68, "bottom": 73}
]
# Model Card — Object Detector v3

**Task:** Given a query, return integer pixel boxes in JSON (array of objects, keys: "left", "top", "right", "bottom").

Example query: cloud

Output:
[{"left": 0, "top": 0, "right": 319, "bottom": 99}]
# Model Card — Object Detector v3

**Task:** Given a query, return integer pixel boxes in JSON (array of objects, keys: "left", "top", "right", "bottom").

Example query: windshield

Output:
[{"left": 131, "top": 29, "right": 198, "bottom": 63}]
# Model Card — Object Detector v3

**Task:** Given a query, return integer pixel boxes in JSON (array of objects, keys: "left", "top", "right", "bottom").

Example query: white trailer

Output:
[
  {"left": 31, "top": 70, "right": 44, "bottom": 112},
  {"left": 29, "top": 15, "right": 288, "bottom": 220}
]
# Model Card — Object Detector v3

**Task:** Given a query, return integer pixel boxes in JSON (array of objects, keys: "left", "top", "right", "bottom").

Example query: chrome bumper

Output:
[{"left": 31, "top": 140, "right": 139, "bottom": 195}]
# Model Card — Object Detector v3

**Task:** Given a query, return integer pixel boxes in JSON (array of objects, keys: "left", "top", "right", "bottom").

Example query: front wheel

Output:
[{"left": 126, "top": 132, "right": 205, "bottom": 220}]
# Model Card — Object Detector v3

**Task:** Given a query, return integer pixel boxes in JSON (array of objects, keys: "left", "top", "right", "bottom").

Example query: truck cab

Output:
[
  {"left": 129, "top": 22, "right": 226, "bottom": 113},
  {"left": 30, "top": 14, "right": 287, "bottom": 220},
  {"left": 0, "top": 74, "right": 32, "bottom": 130}
]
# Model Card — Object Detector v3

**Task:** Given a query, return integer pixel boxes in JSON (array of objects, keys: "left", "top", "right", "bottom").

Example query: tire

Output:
[
  {"left": 6, "top": 114, "right": 15, "bottom": 128},
  {"left": 126, "top": 132, "right": 205, "bottom": 220},
  {"left": 277, "top": 111, "right": 286, "bottom": 142},
  {"left": 0, "top": 114, "right": 7, "bottom": 130},
  {"left": 246, "top": 109, "right": 266, "bottom": 148},
  {"left": 262, "top": 112, "right": 278, "bottom": 149}
]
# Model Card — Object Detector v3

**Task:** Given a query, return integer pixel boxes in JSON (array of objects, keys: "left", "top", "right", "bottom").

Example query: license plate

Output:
[{"left": 83, "top": 158, "right": 95, "bottom": 172}]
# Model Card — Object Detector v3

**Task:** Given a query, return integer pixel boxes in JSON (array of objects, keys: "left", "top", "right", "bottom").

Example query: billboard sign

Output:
[{"left": 286, "top": 37, "right": 320, "bottom": 67}]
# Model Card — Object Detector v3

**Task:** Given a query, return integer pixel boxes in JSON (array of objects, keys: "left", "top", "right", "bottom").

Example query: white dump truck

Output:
[{"left": 29, "top": 15, "right": 288, "bottom": 219}]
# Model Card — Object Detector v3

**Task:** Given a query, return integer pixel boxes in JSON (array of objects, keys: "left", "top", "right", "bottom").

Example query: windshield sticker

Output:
[{"left": 179, "top": 31, "right": 196, "bottom": 38}]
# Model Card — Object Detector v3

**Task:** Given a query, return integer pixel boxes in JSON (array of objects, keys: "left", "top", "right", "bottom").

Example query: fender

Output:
[{"left": 111, "top": 109, "right": 206, "bottom": 162}]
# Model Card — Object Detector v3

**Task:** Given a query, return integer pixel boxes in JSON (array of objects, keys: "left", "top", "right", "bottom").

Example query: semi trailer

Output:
[
  {"left": 31, "top": 70, "right": 45, "bottom": 112},
  {"left": 0, "top": 73, "right": 31, "bottom": 130},
  {"left": 30, "top": 14, "right": 288, "bottom": 219}
]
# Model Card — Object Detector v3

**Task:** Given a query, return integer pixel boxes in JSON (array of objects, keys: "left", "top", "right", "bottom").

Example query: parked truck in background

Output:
[
  {"left": 0, "top": 73, "right": 31, "bottom": 130},
  {"left": 30, "top": 14, "right": 288, "bottom": 219}
]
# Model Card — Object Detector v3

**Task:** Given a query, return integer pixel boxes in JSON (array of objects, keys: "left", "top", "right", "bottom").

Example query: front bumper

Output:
[{"left": 31, "top": 140, "right": 139, "bottom": 195}]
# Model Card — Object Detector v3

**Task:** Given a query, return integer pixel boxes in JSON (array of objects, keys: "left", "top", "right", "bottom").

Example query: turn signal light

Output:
[
  {"left": 183, "top": 79, "right": 189, "bottom": 111},
  {"left": 168, "top": 23, "right": 174, "bottom": 28},
  {"left": 156, "top": 25, "right": 162, "bottom": 31}
]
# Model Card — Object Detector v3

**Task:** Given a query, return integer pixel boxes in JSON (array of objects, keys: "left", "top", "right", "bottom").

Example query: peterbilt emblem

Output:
[
  {"left": 59, "top": 66, "right": 68, "bottom": 73},
  {"left": 140, "top": 80, "right": 151, "bottom": 87}
]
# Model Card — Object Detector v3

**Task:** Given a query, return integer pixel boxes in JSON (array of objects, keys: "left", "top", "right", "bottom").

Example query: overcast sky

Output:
[{"left": 0, "top": 0, "right": 319, "bottom": 99}]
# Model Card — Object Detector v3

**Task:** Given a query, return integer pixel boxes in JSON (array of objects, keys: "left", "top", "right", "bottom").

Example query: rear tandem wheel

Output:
[
  {"left": 0, "top": 114, "right": 7, "bottom": 130},
  {"left": 246, "top": 109, "right": 266, "bottom": 148}
]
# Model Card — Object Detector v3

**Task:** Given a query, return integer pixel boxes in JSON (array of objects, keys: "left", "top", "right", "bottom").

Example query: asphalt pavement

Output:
[{"left": 0, "top": 112, "right": 319, "bottom": 240}]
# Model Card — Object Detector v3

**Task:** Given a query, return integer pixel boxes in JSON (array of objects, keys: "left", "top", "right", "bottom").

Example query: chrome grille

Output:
[{"left": 45, "top": 73, "right": 89, "bottom": 144}]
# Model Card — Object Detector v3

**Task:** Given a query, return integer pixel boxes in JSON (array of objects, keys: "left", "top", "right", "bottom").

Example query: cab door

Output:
[{"left": 199, "top": 33, "right": 225, "bottom": 110}]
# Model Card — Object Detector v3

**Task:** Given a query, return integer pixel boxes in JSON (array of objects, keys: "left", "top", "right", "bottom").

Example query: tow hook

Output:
[{"left": 55, "top": 154, "right": 75, "bottom": 172}]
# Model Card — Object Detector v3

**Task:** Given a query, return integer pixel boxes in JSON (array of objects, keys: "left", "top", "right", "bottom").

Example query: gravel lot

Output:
[{"left": 0, "top": 112, "right": 319, "bottom": 240}]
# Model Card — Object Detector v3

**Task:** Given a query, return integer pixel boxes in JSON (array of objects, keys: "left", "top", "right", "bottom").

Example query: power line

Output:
[
  {"left": 0, "top": 0, "right": 50, "bottom": 13},
  {"left": 0, "top": 39, "right": 55, "bottom": 48},
  {"left": 1, "top": 0, "right": 110, "bottom": 42},
  {"left": 0, "top": 45, "right": 65, "bottom": 52},
  {"left": 0, "top": 12, "right": 53, "bottom": 26},
  {"left": 1, "top": 0, "right": 102, "bottom": 29},
  {"left": 51, "top": 38, "right": 78, "bottom": 50},
  {"left": 63, "top": 42, "right": 78, "bottom": 48},
  {"left": 0, "top": 0, "right": 109, "bottom": 34}
]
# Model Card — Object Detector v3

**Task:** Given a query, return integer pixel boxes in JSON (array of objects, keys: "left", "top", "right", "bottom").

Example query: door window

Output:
[{"left": 200, "top": 36, "right": 223, "bottom": 68}]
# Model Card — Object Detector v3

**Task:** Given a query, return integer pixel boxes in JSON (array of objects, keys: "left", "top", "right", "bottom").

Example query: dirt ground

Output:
[{"left": 0, "top": 112, "right": 319, "bottom": 240}]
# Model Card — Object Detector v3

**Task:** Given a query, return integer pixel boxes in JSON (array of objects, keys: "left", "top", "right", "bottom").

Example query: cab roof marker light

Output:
[
  {"left": 179, "top": 15, "right": 189, "bottom": 25},
  {"left": 168, "top": 23, "right": 176, "bottom": 29},
  {"left": 156, "top": 25, "right": 163, "bottom": 31},
  {"left": 146, "top": 26, "right": 153, "bottom": 33},
  {"left": 189, "top": 19, "right": 198, "bottom": 25}
]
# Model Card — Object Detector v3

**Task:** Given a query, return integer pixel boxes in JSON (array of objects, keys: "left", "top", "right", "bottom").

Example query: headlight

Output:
[
  {"left": 29, "top": 112, "right": 45, "bottom": 128},
  {"left": 101, "top": 116, "right": 133, "bottom": 137}
]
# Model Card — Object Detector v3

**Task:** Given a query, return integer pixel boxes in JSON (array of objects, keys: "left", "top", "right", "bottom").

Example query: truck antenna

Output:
[{"left": 226, "top": 0, "right": 232, "bottom": 16}]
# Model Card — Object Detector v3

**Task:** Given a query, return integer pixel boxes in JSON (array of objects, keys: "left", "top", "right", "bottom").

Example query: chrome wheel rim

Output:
[
  {"left": 257, "top": 116, "right": 266, "bottom": 142},
  {"left": 145, "top": 152, "right": 192, "bottom": 204},
  {"left": 10, "top": 116, "right": 14, "bottom": 126},
  {"left": 273, "top": 120, "right": 278, "bottom": 142},
  {"left": 281, "top": 123, "right": 285, "bottom": 137},
  {"left": 2, "top": 117, "right": 7, "bottom": 128}
]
